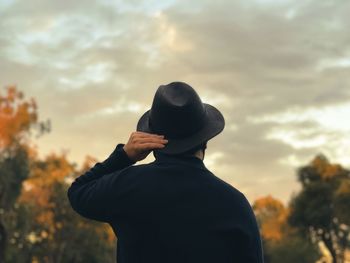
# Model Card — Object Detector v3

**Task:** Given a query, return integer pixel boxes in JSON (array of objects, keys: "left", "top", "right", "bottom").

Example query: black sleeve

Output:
[{"left": 67, "top": 143, "right": 136, "bottom": 222}]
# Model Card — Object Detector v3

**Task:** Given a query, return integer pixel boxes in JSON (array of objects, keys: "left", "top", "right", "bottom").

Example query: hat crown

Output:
[{"left": 149, "top": 82, "right": 206, "bottom": 139}]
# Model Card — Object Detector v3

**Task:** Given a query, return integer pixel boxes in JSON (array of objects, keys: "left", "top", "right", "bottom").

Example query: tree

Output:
[
  {"left": 288, "top": 154, "right": 350, "bottom": 263},
  {"left": 1, "top": 86, "right": 116, "bottom": 262},
  {"left": 253, "top": 195, "right": 320, "bottom": 263},
  {"left": 15, "top": 152, "right": 116, "bottom": 263},
  {"left": 0, "top": 86, "right": 46, "bottom": 262},
  {"left": 265, "top": 234, "right": 320, "bottom": 263},
  {"left": 253, "top": 195, "right": 288, "bottom": 241}
]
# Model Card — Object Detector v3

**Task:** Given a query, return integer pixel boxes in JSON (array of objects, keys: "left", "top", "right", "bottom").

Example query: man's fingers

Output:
[
  {"left": 129, "top": 131, "right": 168, "bottom": 152},
  {"left": 132, "top": 131, "right": 165, "bottom": 138},
  {"left": 138, "top": 143, "right": 166, "bottom": 150},
  {"left": 136, "top": 137, "right": 168, "bottom": 144},
  {"left": 125, "top": 132, "right": 167, "bottom": 161}
]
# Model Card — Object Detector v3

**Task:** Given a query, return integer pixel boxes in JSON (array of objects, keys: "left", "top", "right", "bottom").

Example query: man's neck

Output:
[{"left": 193, "top": 149, "right": 204, "bottom": 161}]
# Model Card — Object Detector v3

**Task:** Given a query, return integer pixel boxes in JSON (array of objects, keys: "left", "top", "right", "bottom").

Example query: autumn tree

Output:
[
  {"left": 1, "top": 86, "right": 117, "bottom": 262},
  {"left": 253, "top": 195, "right": 288, "bottom": 241},
  {"left": 0, "top": 86, "right": 48, "bottom": 262},
  {"left": 16, "top": 153, "right": 116, "bottom": 263},
  {"left": 253, "top": 195, "right": 319, "bottom": 263},
  {"left": 289, "top": 154, "right": 350, "bottom": 263}
]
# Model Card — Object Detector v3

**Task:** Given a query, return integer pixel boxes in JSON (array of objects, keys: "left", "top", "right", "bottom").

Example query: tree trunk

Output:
[
  {"left": 0, "top": 221, "right": 7, "bottom": 263},
  {"left": 322, "top": 233, "right": 338, "bottom": 263}
]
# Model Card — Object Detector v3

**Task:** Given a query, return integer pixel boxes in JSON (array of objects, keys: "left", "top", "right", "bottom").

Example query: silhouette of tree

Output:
[
  {"left": 1, "top": 86, "right": 115, "bottom": 262},
  {"left": 0, "top": 86, "right": 45, "bottom": 262},
  {"left": 15, "top": 153, "right": 116, "bottom": 262},
  {"left": 254, "top": 195, "right": 320, "bottom": 263},
  {"left": 289, "top": 154, "right": 350, "bottom": 263}
]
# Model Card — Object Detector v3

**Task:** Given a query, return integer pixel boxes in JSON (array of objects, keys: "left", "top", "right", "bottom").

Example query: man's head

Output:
[{"left": 136, "top": 81, "right": 224, "bottom": 154}]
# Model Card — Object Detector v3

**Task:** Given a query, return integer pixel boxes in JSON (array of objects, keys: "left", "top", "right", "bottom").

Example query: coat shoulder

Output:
[{"left": 206, "top": 170, "right": 246, "bottom": 199}]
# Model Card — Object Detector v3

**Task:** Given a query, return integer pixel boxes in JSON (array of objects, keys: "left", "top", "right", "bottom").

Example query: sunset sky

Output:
[{"left": 1, "top": 0, "right": 349, "bottom": 203}]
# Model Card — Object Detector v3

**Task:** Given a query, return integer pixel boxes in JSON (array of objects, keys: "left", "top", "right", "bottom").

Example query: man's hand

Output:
[{"left": 123, "top": 132, "right": 168, "bottom": 162}]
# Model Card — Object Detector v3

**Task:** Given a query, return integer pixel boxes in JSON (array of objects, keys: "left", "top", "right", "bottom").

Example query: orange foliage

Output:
[
  {"left": 18, "top": 152, "right": 116, "bottom": 244},
  {"left": 0, "top": 86, "right": 38, "bottom": 148},
  {"left": 18, "top": 152, "right": 76, "bottom": 231},
  {"left": 253, "top": 195, "right": 289, "bottom": 241},
  {"left": 1, "top": 85, "right": 116, "bottom": 258},
  {"left": 311, "top": 155, "right": 343, "bottom": 179},
  {"left": 337, "top": 180, "right": 350, "bottom": 195}
]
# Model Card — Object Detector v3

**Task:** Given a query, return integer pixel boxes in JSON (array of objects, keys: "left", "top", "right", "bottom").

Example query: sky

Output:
[{"left": 1, "top": 0, "right": 349, "bottom": 203}]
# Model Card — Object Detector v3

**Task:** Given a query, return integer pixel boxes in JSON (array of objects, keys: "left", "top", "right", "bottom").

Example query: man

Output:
[{"left": 67, "top": 81, "right": 264, "bottom": 263}]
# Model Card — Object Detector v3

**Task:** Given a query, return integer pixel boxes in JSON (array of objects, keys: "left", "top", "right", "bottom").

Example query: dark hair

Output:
[{"left": 181, "top": 141, "right": 207, "bottom": 156}]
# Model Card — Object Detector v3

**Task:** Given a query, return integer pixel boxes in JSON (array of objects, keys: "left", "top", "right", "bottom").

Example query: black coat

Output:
[{"left": 67, "top": 144, "right": 264, "bottom": 263}]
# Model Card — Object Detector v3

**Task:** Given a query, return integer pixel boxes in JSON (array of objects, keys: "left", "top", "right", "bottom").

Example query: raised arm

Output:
[{"left": 67, "top": 132, "right": 168, "bottom": 222}]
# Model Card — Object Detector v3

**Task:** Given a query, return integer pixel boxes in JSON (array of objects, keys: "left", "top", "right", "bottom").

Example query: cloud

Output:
[
  {"left": 248, "top": 102, "right": 350, "bottom": 167},
  {"left": 1, "top": 0, "right": 349, "bottom": 202}
]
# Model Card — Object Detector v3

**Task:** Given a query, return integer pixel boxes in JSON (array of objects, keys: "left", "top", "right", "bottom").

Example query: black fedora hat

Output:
[{"left": 136, "top": 81, "right": 225, "bottom": 154}]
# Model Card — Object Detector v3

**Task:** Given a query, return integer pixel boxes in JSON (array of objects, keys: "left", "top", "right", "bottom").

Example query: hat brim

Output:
[{"left": 136, "top": 103, "right": 225, "bottom": 154}]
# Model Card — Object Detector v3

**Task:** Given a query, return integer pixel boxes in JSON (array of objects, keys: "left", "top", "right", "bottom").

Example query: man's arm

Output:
[
  {"left": 67, "top": 132, "right": 168, "bottom": 222},
  {"left": 67, "top": 143, "right": 136, "bottom": 222}
]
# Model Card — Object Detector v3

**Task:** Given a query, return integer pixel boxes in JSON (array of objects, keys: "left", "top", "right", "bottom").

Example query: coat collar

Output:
[{"left": 152, "top": 151, "right": 207, "bottom": 170}]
